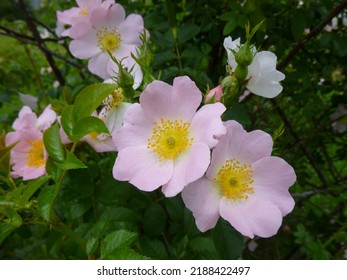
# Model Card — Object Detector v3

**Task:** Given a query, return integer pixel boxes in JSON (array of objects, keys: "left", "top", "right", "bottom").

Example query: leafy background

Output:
[{"left": 0, "top": 0, "right": 346, "bottom": 260}]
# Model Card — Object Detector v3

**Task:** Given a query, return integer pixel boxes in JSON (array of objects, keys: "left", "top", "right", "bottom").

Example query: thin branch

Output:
[
  {"left": 0, "top": 29, "right": 84, "bottom": 69},
  {"left": 15, "top": 0, "right": 65, "bottom": 86},
  {"left": 271, "top": 99, "right": 330, "bottom": 187},
  {"left": 277, "top": 0, "right": 347, "bottom": 70}
]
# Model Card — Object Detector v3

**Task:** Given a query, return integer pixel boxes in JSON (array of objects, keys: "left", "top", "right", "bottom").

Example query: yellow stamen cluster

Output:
[
  {"left": 103, "top": 88, "right": 124, "bottom": 111},
  {"left": 215, "top": 159, "right": 254, "bottom": 201},
  {"left": 97, "top": 28, "right": 121, "bottom": 53},
  {"left": 147, "top": 119, "right": 193, "bottom": 161},
  {"left": 26, "top": 139, "right": 45, "bottom": 168},
  {"left": 89, "top": 131, "right": 111, "bottom": 142}
]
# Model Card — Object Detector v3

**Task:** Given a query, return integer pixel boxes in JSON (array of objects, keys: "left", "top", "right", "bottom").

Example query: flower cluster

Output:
[{"left": 4, "top": 0, "right": 298, "bottom": 240}]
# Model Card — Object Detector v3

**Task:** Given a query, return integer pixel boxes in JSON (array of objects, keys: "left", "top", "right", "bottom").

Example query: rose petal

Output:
[
  {"left": 140, "top": 76, "right": 202, "bottom": 122},
  {"left": 37, "top": 105, "right": 57, "bottom": 131},
  {"left": 189, "top": 103, "right": 226, "bottom": 148},
  {"left": 161, "top": 143, "right": 211, "bottom": 197},
  {"left": 182, "top": 178, "right": 222, "bottom": 232},
  {"left": 219, "top": 196, "right": 283, "bottom": 238},
  {"left": 87, "top": 52, "right": 111, "bottom": 79},
  {"left": 113, "top": 146, "right": 173, "bottom": 192},
  {"left": 113, "top": 103, "right": 154, "bottom": 151}
]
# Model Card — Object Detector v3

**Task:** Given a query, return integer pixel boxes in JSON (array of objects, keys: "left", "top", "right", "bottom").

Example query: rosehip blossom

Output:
[
  {"left": 224, "top": 37, "right": 285, "bottom": 98},
  {"left": 205, "top": 85, "right": 223, "bottom": 103},
  {"left": 56, "top": 0, "right": 114, "bottom": 37},
  {"left": 69, "top": 3, "right": 145, "bottom": 79},
  {"left": 182, "top": 120, "right": 296, "bottom": 238},
  {"left": 330, "top": 104, "right": 347, "bottom": 133},
  {"left": 113, "top": 76, "right": 226, "bottom": 197},
  {"left": 5, "top": 106, "right": 57, "bottom": 180},
  {"left": 84, "top": 87, "right": 131, "bottom": 152}
]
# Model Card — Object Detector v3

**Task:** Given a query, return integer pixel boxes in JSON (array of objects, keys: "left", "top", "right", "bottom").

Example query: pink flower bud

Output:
[{"left": 205, "top": 85, "right": 223, "bottom": 103}]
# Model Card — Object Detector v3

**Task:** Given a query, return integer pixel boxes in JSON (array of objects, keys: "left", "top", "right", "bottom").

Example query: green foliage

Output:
[{"left": 0, "top": 0, "right": 346, "bottom": 261}]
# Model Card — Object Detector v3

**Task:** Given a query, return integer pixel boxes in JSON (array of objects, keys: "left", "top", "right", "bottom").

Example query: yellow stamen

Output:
[
  {"left": 26, "top": 139, "right": 45, "bottom": 168},
  {"left": 79, "top": 9, "right": 89, "bottom": 16},
  {"left": 214, "top": 159, "right": 254, "bottom": 201},
  {"left": 97, "top": 28, "right": 121, "bottom": 53},
  {"left": 103, "top": 88, "right": 124, "bottom": 111},
  {"left": 147, "top": 118, "right": 193, "bottom": 160}
]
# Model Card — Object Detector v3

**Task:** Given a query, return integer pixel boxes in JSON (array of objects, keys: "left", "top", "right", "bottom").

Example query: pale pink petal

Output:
[
  {"left": 37, "top": 105, "right": 57, "bottom": 131},
  {"left": 106, "top": 4, "right": 126, "bottom": 27},
  {"left": 113, "top": 104, "right": 154, "bottom": 151},
  {"left": 162, "top": 143, "right": 211, "bottom": 197},
  {"left": 76, "top": 0, "right": 101, "bottom": 7},
  {"left": 90, "top": 7, "right": 110, "bottom": 28},
  {"left": 112, "top": 44, "right": 137, "bottom": 61},
  {"left": 56, "top": 8, "right": 80, "bottom": 25},
  {"left": 118, "top": 14, "right": 144, "bottom": 45},
  {"left": 206, "top": 120, "right": 273, "bottom": 179},
  {"left": 140, "top": 76, "right": 201, "bottom": 122},
  {"left": 12, "top": 106, "right": 37, "bottom": 131},
  {"left": 69, "top": 29, "right": 99, "bottom": 59},
  {"left": 20, "top": 166, "right": 46, "bottom": 181},
  {"left": 88, "top": 52, "right": 112, "bottom": 79},
  {"left": 113, "top": 146, "right": 173, "bottom": 191},
  {"left": 252, "top": 156, "right": 296, "bottom": 215},
  {"left": 219, "top": 196, "right": 283, "bottom": 238},
  {"left": 182, "top": 178, "right": 222, "bottom": 232},
  {"left": 69, "top": 21, "right": 93, "bottom": 39},
  {"left": 189, "top": 103, "right": 226, "bottom": 148}
]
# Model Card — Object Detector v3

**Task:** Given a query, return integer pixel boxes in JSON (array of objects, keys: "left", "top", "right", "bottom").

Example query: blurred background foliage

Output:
[{"left": 0, "top": 0, "right": 346, "bottom": 260}]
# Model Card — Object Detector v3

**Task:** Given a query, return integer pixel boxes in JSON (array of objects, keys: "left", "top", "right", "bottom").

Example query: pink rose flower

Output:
[
  {"left": 56, "top": 0, "right": 114, "bottom": 37},
  {"left": 113, "top": 76, "right": 226, "bottom": 197},
  {"left": 205, "top": 85, "right": 223, "bottom": 103},
  {"left": 5, "top": 105, "right": 57, "bottom": 180},
  {"left": 182, "top": 120, "right": 296, "bottom": 238},
  {"left": 68, "top": 4, "right": 145, "bottom": 79}
]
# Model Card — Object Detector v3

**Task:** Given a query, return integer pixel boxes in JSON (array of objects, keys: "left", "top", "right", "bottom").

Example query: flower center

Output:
[
  {"left": 97, "top": 28, "right": 121, "bottom": 53},
  {"left": 26, "top": 139, "right": 45, "bottom": 168},
  {"left": 103, "top": 88, "right": 124, "bottom": 111},
  {"left": 79, "top": 9, "right": 89, "bottom": 16},
  {"left": 147, "top": 119, "right": 193, "bottom": 160},
  {"left": 214, "top": 159, "right": 254, "bottom": 201}
]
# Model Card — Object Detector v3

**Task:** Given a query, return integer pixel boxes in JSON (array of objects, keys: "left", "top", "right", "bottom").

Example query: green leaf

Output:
[
  {"left": 143, "top": 204, "right": 167, "bottom": 237},
  {"left": 86, "top": 237, "right": 99, "bottom": 256},
  {"left": 178, "top": 24, "right": 200, "bottom": 43},
  {"left": 54, "top": 149, "right": 87, "bottom": 170},
  {"left": 100, "top": 230, "right": 137, "bottom": 259},
  {"left": 73, "top": 83, "right": 117, "bottom": 122},
  {"left": 45, "top": 157, "right": 63, "bottom": 182},
  {"left": 102, "top": 247, "right": 148, "bottom": 260},
  {"left": 0, "top": 140, "right": 17, "bottom": 175},
  {"left": 211, "top": 220, "right": 244, "bottom": 259},
  {"left": 43, "top": 122, "right": 65, "bottom": 163},
  {"left": 0, "top": 223, "right": 18, "bottom": 245},
  {"left": 140, "top": 236, "right": 169, "bottom": 259},
  {"left": 220, "top": 11, "right": 234, "bottom": 21},
  {"left": 61, "top": 105, "right": 74, "bottom": 138},
  {"left": 5, "top": 207, "right": 22, "bottom": 227},
  {"left": 70, "top": 116, "right": 109, "bottom": 142},
  {"left": 37, "top": 185, "right": 58, "bottom": 222},
  {"left": 223, "top": 20, "right": 237, "bottom": 35},
  {"left": 20, "top": 175, "right": 51, "bottom": 205}
]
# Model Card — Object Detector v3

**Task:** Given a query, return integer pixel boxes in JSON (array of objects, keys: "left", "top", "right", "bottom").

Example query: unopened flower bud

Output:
[
  {"left": 235, "top": 41, "right": 254, "bottom": 66},
  {"left": 221, "top": 75, "right": 240, "bottom": 107},
  {"left": 205, "top": 85, "right": 223, "bottom": 103},
  {"left": 234, "top": 65, "right": 248, "bottom": 81}
]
